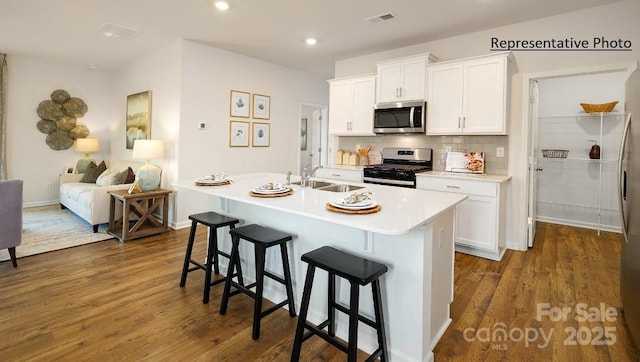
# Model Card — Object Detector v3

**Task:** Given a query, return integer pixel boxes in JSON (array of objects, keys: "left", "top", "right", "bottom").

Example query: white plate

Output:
[
  {"left": 330, "top": 199, "right": 377, "bottom": 210},
  {"left": 252, "top": 185, "right": 290, "bottom": 194},
  {"left": 195, "top": 178, "right": 229, "bottom": 184},
  {"left": 251, "top": 188, "right": 290, "bottom": 195}
]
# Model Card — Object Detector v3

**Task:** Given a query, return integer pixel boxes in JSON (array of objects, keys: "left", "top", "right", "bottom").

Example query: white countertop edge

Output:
[
  {"left": 417, "top": 171, "right": 512, "bottom": 183},
  {"left": 172, "top": 173, "right": 467, "bottom": 236}
]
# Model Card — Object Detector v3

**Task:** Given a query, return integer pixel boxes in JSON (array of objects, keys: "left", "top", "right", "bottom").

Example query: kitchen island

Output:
[{"left": 173, "top": 173, "right": 466, "bottom": 361}]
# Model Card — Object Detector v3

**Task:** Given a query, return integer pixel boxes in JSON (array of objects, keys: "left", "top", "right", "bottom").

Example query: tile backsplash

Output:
[{"left": 336, "top": 134, "right": 509, "bottom": 175}]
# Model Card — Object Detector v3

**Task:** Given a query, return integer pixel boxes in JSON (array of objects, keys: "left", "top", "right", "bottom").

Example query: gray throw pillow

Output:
[{"left": 80, "top": 161, "right": 106, "bottom": 183}]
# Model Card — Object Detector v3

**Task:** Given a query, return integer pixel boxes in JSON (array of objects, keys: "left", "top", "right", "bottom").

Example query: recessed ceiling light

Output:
[
  {"left": 305, "top": 38, "right": 317, "bottom": 46},
  {"left": 214, "top": 1, "right": 229, "bottom": 10}
]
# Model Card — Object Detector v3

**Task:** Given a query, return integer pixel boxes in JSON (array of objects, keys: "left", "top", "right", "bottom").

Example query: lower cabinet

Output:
[
  {"left": 315, "top": 167, "right": 363, "bottom": 182},
  {"left": 417, "top": 175, "right": 509, "bottom": 261}
]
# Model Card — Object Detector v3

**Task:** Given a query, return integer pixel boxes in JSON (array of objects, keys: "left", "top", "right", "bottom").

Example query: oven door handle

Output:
[{"left": 363, "top": 177, "right": 415, "bottom": 187}]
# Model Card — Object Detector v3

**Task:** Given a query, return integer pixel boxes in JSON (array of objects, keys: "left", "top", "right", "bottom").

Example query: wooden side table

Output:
[{"left": 108, "top": 188, "right": 172, "bottom": 242}]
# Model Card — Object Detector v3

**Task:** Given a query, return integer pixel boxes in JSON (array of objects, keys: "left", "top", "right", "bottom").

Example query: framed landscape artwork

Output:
[
  {"left": 230, "top": 90, "right": 250, "bottom": 118},
  {"left": 125, "top": 91, "right": 152, "bottom": 149},
  {"left": 229, "top": 121, "right": 250, "bottom": 147},
  {"left": 252, "top": 122, "right": 270, "bottom": 147},
  {"left": 252, "top": 94, "right": 270, "bottom": 120}
]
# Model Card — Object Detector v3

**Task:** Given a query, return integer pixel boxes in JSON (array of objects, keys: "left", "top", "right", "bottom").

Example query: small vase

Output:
[{"left": 589, "top": 144, "right": 601, "bottom": 159}]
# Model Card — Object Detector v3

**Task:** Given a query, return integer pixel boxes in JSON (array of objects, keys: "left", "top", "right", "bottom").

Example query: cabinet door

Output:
[
  {"left": 400, "top": 58, "right": 426, "bottom": 101},
  {"left": 456, "top": 195, "right": 497, "bottom": 251},
  {"left": 350, "top": 76, "right": 376, "bottom": 135},
  {"left": 462, "top": 57, "right": 507, "bottom": 134},
  {"left": 426, "top": 64, "right": 464, "bottom": 135},
  {"left": 376, "top": 62, "right": 402, "bottom": 103},
  {"left": 315, "top": 168, "right": 363, "bottom": 182},
  {"left": 328, "top": 80, "right": 352, "bottom": 135}
]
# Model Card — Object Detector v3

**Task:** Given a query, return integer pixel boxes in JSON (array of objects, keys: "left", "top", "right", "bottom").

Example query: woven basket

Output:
[
  {"left": 542, "top": 149, "right": 569, "bottom": 158},
  {"left": 580, "top": 101, "right": 618, "bottom": 114}
]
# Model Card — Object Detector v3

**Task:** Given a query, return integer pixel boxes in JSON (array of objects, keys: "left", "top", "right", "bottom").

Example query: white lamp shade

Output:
[
  {"left": 76, "top": 138, "right": 100, "bottom": 153},
  {"left": 132, "top": 139, "right": 164, "bottom": 160}
]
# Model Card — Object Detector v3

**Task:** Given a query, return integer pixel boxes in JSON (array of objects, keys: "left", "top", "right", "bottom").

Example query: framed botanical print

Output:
[
  {"left": 126, "top": 91, "right": 152, "bottom": 149},
  {"left": 230, "top": 90, "right": 250, "bottom": 118},
  {"left": 229, "top": 121, "right": 250, "bottom": 147},
  {"left": 252, "top": 122, "right": 270, "bottom": 147},
  {"left": 252, "top": 94, "right": 270, "bottom": 120}
]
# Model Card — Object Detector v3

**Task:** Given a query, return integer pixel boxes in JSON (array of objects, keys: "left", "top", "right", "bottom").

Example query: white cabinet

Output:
[
  {"left": 328, "top": 75, "right": 376, "bottom": 136},
  {"left": 426, "top": 52, "right": 510, "bottom": 135},
  {"left": 416, "top": 174, "right": 509, "bottom": 261},
  {"left": 376, "top": 54, "right": 436, "bottom": 103},
  {"left": 315, "top": 167, "right": 362, "bottom": 182}
]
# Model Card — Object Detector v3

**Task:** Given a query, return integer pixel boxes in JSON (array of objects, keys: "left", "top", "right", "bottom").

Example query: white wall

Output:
[
  {"left": 333, "top": 0, "right": 640, "bottom": 250},
  {"left": 7, "top": 38, "right": 329, "bottom": 229},
  {"left": 6, "top": 55, "right": 111, "bottom": 206},
  {"left": 108, "top": 40, "right": 183, "bottom": 224},
  {"left": 109, "top": 40, "right": 183, "bottom": 174},
  {"left": 174, "top": 40, "right": 329, "bottom": 226}
]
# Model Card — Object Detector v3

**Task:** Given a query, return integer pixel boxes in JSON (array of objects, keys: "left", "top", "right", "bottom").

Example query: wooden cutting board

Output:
[{"left": 325, "top": 203, "right": 382, "bottom": 214}]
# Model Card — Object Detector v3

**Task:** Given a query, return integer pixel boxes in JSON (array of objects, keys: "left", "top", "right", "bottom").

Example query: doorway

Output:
[
  {"left": 298, "top": 104, "right": 328, "bottom": 173},
  {"left": 523, "top": 64, "right": 629, "bottom": 247}
]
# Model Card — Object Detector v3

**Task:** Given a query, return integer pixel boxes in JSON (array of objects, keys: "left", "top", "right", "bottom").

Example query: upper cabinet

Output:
[
  {"left": 328, "top": 74, "right": 376, "bottom": 136},
  {"left": 426, "top": 52, "right": 511, "bottom": 135},
  {"left": 376, "top": 54, "right": 437, "bottom": 103}
]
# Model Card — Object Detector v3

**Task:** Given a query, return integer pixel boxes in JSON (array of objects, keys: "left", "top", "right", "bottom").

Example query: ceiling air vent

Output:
[
  {"left": 98, "top": 22, "right": 141, "bottom": 39},
  {"left": 365, "top": 12, "right": 396, "bottom": 24}
]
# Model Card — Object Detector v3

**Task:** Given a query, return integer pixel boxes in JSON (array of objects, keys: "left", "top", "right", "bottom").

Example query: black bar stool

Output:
[
  {"left": 179, "top": 211, "right": 240, "bottom": 304},
  {"left": 291, "top": 246, "right": 389, "bottom": 362},
  {"left": 219, "top": 224, "right": 297, "bottom": 340}
]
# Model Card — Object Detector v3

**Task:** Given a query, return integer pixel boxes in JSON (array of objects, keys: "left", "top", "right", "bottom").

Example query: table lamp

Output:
[
  {"left": 75, "top": 138, "right": 100, "bottom": 173},
  {"left": 132, "top": 139, "right": 163, "bottom": 191}
]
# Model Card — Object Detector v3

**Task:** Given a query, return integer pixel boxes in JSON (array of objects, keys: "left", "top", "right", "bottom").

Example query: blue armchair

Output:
[{"left": 0, "top": 179, "right": 23, "bottom": 267}]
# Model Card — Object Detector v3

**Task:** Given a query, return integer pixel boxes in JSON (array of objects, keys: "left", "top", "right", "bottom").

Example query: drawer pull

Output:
[
  {"left": 331, "top": 173, "right": 341, "bottom": 177},
  {"left": 446, "top": 185, "right": 461, "bottom": 189}
]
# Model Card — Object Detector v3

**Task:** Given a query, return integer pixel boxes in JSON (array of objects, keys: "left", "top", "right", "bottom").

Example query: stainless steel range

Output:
[{"left": 363, "top": 148, "right": 433, "bottom": 188}]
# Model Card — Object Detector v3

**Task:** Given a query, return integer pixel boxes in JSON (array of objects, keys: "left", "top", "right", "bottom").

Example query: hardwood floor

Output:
[
  {"left": 0, "top": 222, "right": 638, "bottom": 361},
  {"left": 434, "top": 222, "right": 639, "bottom": 362}
]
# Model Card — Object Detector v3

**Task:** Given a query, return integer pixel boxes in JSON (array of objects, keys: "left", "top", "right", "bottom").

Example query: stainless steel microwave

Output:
[{"left": 373, "top": 101, "right": 426, "bottom": 134}]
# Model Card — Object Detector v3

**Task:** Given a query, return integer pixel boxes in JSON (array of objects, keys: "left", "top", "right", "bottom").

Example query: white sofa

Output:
[{"left": 59, "top": 160, "right": 145, "bottom": 232}]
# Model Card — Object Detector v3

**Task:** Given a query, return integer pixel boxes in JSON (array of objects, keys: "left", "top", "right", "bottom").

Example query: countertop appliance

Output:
[
  {"left": 620, "top": 62, "right": 640, "bottom": 350},
  {"left": 363, "top": 148, "right": 432, "bottom": 188},
  {"left": 373, "top": 101, "right": 426, "bottom": 134}
]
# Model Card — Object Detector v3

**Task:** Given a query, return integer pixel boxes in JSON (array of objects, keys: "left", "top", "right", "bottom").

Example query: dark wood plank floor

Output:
[{"left": 0, "top": 222, "right": 638, "bottom": 361}]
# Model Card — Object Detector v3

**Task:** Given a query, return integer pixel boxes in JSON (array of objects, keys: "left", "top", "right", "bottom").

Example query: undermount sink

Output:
[
  {"left": 292, "top": 180, "right": 364, "bottom": 192},
  {"left": 317, "top": 184, "right": 364, "bottom": 192},
  {"left": 291, "top": 180, "right": 334, "bottom": 189}
]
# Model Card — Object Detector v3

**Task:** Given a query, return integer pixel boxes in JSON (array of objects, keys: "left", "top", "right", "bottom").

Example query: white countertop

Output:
[
  {"left": 417, "top": 171, "right": 512, "bottom": 183},
  {"left": 173, "top": 173, "right": 467, "bottom": 236}
]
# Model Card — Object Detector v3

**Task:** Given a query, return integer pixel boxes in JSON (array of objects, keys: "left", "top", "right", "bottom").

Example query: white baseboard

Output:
[
  {"left": 24, "top": 200, "right": 59, "bottom": 208},
  {"left": 536, "top": 216, "right": 622, "bottom": 233}
]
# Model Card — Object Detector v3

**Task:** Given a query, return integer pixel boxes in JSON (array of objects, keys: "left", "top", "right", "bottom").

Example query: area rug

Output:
[{"left": 0, "top": 205, "right": 115, "bottom": 263}]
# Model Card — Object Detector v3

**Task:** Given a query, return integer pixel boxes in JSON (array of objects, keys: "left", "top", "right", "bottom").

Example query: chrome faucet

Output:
[{"left": 300, "top": 165, "right": 323, "bottom": 187}]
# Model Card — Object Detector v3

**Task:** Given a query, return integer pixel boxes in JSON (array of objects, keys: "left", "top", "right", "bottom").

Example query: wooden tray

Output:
[
  {"left": 325, "top": 203, "right": 382, "bottom": 214},
  {"left": 249, "top": 190, "right": 293, "bottom": 198},
  {"left": 195, "top": 180, "right": 231, "bottom": 186}
]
